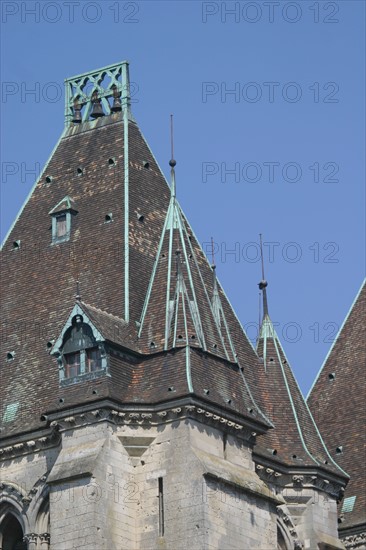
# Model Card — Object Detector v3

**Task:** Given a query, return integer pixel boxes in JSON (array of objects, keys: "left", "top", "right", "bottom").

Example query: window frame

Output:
[{"left": 51, "top": 211, "right": 71, "bottom": 244}]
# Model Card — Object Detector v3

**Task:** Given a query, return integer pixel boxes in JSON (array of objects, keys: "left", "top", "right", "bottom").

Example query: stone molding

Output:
[
  {"left": 342, "top": 532, "right": 366, "bottom": 549},
  {"left": 0, "top": 429, "right": 60, "bottom": 461},
  {"left": 254, "top": 458, "right": 345, "bottom": 500}
]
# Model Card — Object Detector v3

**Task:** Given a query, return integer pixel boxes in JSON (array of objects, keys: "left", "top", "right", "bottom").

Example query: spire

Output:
[
  {"left": 169, "top": 114, "right": 176, "bottom": 198},
  {"left": 138, "top": 122, "right": 236, "bottom": 362},
  {"left": 258, "top": 233, "right": 269, "bottom": 318},
  {"left": 255, "top": 261, "right": 347, "bottom": 476}
]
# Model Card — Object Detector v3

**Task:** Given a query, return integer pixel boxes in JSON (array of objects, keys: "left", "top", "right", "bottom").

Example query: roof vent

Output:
[
  {"left": 269, "top": 358, "right": 274, "bottom": 363},
  {"left": 137, "top": 213, "right": 144, "bottom": 223},
  {"left": 203, "top": 389, "right": 210, "bottom": 395},
  {"left": 212, "top": 343, "right": 217, "bottom": 349},
  {"left": 7, "top": 351, "right": 15, "bottom": 361},
  {"left": 59, "top": 398, "right": 65, "bottom": 404},
  {"left": 341, "top": 496, "right": 356, "bottom": 513},
  {"left": 324, "top": 460, "right": 328, "bottom": 464},
  {"left": 12, "top": 240, "right": 21, "bottom": 250},
  {"left": 76, "top": 167, "right": 83, "bottom": 176},
  {"left": 46, "top": 340, "right": 54, "bottom": 350},
  {"left": 45, "top": 175, "right": 53, "bottom": 184},
  {"left": 226, "top": 398, "right": 232, "bottom": 405},
  {"left": 190, "top": 335, "right": 196, "bottom": 340},
  {"left": 292, "top": 454, "right": 297, "bottom": 459},
  {"left": 92, "top": 389, "right": 98, "bottom": 395},
  {"left": 108, "top": 157, "right": 116, "bottom": 166},
  {"left": 272, "top": 449, "right": 277, "bottom": 455},
  {"left": 178, "top": 334, "right": 183, "bottom": 340},
  {"left": 150, "top": 341, "right": 156, "bottom": 349},
  {"left": 168, "top": 386, "right": 175, "bottom": 392},
  {"left": 247, "top": 408, "right": 254, "bottom": 414},
  {"left": 336, "top": 446, "right": 343, "bottom": 454},
  {"left": 143, "top": 161, "right": 150, "bottom": 169},
  {"left": 328, "top": 372, "right": 336, "bottom": 381},
  {"left": 105, "top": 213, "right": 113, "bottom": 223}
]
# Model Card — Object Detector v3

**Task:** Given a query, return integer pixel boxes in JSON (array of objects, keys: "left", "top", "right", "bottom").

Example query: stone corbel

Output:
[
  {"left": 23, "top": 533, "right": 38, "bottom": 550},
  {"left": 40, "top": 533, "right": 51, "bottom": 548}
]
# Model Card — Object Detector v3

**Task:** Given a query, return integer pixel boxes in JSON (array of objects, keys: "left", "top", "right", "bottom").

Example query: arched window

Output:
[
  {"left": 0, "top": 513, "right": 27, "bottom": 550},
  {"left": 59, "top": 315, "right": 105, "bottom": 380}
]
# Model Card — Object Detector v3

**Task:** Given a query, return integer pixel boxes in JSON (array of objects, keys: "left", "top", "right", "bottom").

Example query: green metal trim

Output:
[
  {"left": 49, "top": 195, "right": 77, "bottom": 215},
  {"left": 3, "top": 403, "right": 19, "bottom": 423},
  {"left": 51, "top": 211, "right": 71, "bottom": 244},
  {"left": 259, "top": 313, "right": 348, "bottom": 474},
  {"left": 51, "top": 303, "right": 105, "bottom": 354},
  {"left": 185, "top": 345, "right": 194, "bottom": 393},
  {"left": 123, "top": 63, "right": 131, "bottom": 322},
  {"left": 64, "top": 60, "right": 130, "bottom": 127},
  {"left": 164, "top": 202, "right": 175, "bottom": 348},
  {"left": 138, "top": 202, "right": 172, "bottom": 338}
]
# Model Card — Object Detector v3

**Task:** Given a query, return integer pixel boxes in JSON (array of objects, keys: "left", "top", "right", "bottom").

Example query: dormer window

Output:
[
  {"left": 56, "top": 214, "right": 67, "bottom": 239},
  {"left": 49, "top": 195, "right": 78, "bottom": 244},
  {"left": 51, "top": 307, "right": 108, "bottom": 385}
]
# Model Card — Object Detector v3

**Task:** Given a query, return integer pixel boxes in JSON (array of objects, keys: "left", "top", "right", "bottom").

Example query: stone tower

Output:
[{"left": 0, "top": 61, "right": 348, "bottom": 549}]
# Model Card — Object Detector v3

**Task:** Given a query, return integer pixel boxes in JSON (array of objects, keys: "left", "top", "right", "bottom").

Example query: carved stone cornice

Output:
[
  {"left": 254, "top": 456, "right": 345, "bottom": 500},
  {"left": 255, "top": 463, "right": 283, "bottom": 483},
  {"left": 0, "top": 429, "right": 60, "bottom": 462},
  {"left": 23, "top": 533, "right": 38, "bottom": 543},
  {"left": 342, "top": 532, "right": 366, "bottom": 549},
  {"left": 47, "top": 404, "right": 258, "bottom": 442}
]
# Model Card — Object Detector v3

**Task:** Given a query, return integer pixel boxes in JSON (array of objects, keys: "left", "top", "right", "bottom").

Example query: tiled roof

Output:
[
  {"left": 307, "top": 281, "right": 366, "bottom": 531},
  {"left": 0, "top": 62, "right": 355, "bottom": 492},
  {"left": 0, "top": 112, "right": 269, "bottom": 438},
  {"left": 254, "top": 313, "right": 348, "bottom": 478}
]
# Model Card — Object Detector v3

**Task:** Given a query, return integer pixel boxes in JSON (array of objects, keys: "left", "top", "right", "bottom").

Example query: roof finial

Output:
[
  {"left": 258, "top": 233, "right": 269, "bottom": 317},
  {"left": 211, "top": 236, "right": 216, "bottom": 270},
  {"left": 169, "top": 114, "right": 176, "bottom": 197}
]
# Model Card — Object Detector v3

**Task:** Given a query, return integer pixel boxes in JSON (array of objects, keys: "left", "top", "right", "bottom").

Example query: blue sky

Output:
[{"left": 1, "top": 1, "right": 365, "bottom": 396}]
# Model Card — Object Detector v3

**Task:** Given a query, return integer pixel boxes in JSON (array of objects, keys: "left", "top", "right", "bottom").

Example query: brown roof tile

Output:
[{"left": 307, "top": 281, "right": 366, "bottom": 531}]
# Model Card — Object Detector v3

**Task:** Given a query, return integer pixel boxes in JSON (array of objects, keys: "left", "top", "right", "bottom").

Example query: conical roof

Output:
[
  {"left": 255, "top": 299, "right": 348, "bottom": 479},
  {"left": 307, "top": 280, "right": 366, "bottom": 532}
]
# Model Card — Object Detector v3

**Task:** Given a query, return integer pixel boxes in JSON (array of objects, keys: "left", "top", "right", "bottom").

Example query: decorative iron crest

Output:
[{"left": 64, "top": 61, "right": 130, "bottom": 126}]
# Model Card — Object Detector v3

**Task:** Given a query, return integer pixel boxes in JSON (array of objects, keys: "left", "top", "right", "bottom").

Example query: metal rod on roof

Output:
[
  {"left": 123, "top": 62, "right": 130, "bottom": 322},
  {"left": 259, "top": 233, "right": 269, "bottom": 317},
  {"left": 211, "top": 236, "right": 216, "bottom": 269},
  {"left": 169, "top": 114, "right": 177, "bottom": 198}
]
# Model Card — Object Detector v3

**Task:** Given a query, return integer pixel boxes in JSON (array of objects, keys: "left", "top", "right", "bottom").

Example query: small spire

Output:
[
  {"left": 258, "top": 233, "right": 269, "bottom": 317},
  {"left": 169, "top": 114, "right": 176, "bottom": 197},
  {"left": 210, "top": 236, "right": 216, "bottom": 270}
]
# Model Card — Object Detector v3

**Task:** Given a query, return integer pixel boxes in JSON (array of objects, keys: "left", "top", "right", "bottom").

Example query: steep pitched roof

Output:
[
  {"left": 138, "top": 164, "right": 236, "bottom": 362},
  {"left": 255, "top": 297, "right": 348, "bottom": 479},
  {"left": 307, "top": 280, "right": 366, "bottom": 532},
  {"left": 0, "top": 63, "right": 271, "bottom": 439}
]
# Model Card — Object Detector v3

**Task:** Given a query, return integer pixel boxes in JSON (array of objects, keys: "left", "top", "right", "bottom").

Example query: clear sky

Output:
[{"left": 1, "top": 1, "right": 365, "bottom": 396}]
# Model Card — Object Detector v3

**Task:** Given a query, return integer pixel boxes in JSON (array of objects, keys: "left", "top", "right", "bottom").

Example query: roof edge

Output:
[
  {"left": 1, "top": 127, "right": 67, "bottom": 250},
  {"left": 306, "top": 278, "right": 366, "bottom": 401}
]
